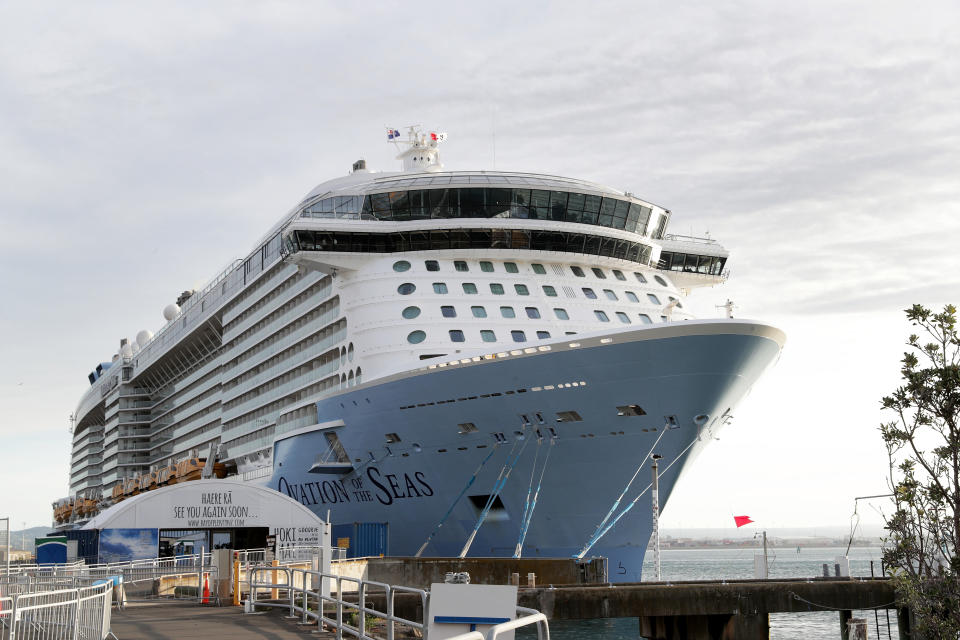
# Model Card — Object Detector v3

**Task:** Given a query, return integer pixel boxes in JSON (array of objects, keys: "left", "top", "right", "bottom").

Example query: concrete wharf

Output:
[
  {"left": 111, "top": 601, "right": 327, "bottom": 639},
  {"left": 517, "top": 577, "right": 903, "bottom": 639}
]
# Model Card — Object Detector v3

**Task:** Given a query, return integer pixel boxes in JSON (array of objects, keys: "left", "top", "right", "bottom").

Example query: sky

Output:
[{"left": 1, "top": 1, "right": 958, "bottom": 533}]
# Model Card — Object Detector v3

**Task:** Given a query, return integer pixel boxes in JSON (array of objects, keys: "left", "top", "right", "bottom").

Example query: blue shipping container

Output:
[{"left": 331, "top": 522, "right": 389, "bottom": 558}]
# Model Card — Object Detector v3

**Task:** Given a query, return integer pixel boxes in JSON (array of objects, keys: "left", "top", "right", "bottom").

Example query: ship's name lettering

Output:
[{"left": 276, "top": 469, "right": 434, "bottom": 507}]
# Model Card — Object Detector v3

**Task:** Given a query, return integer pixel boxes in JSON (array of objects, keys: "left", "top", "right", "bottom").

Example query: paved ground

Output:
[{"left": 110, "top": 602, "right": 333, "bottom": 639}]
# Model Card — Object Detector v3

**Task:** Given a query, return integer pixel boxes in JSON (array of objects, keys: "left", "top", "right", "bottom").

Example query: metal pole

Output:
[
  {"left": 651, "top": 455, "right": 662, "bottom": 581},
  {"left": 1, "top": 517, "right": 9, "bottom": 576},
  {"left": 762, "top": 531, "right": 769, "bottom": 579}
]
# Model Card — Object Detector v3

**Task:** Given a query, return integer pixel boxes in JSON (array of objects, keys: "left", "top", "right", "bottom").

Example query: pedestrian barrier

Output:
[{"left": 0, "top": 583, "right": 113, "bottom": 640}]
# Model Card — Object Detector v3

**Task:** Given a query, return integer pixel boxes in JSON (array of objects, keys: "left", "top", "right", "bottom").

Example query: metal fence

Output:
[
  {"left": 0, "top": 583, "right": 112, "bottom": 640},
  {"left": 246, "top": 565, "right": 550, "bottom": 640}
]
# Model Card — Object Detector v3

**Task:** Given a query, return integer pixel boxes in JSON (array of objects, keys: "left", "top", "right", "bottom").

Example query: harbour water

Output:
[{"left": 519, "top": 546, "right": 898, "bottom": 639}]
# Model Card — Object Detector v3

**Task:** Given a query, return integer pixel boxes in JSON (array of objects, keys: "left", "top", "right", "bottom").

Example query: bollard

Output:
[
  {"left": 822, "top": 563, "right": 829, "bottom": 577},
  {"left": 510, "top": 572, "right": 520, "bottom": 586},
  {"left": 233, "top": 559, "right": 241, "bottom": 606},
  {"left": 271, "top": 559, "right": 279, "bottom": 600},
  {"left": 527, "top": 572, "right": 536, "bottom": 588}
]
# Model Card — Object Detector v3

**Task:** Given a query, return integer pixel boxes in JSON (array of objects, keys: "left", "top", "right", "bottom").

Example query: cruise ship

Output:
[{"left": 60, "top": 127, "right": 784, "bottom": 580}]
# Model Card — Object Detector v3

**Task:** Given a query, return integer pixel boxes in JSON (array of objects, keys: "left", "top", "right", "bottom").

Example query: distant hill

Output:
[
  {"left": 4, "top": 526, "right": 55, "bottom": 553},
  {"left": 661, "top": 524, "right": 886, "bottom": 540}
]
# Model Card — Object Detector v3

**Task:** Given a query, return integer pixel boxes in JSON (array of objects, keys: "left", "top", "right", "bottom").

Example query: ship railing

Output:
[
  {"left": 662, "top": 232, "right": 722, "bottom": 246},
  {"left": 446, "top": 609, "right": 550, "bottom": 640}
]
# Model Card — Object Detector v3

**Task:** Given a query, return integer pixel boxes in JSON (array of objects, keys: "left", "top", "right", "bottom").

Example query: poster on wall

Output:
[
  {"left": 271, "top": 524, "right": 321, "bottom": 562},
  {"left": 98, "top": 528, "right": 159, "bottom": 563}
]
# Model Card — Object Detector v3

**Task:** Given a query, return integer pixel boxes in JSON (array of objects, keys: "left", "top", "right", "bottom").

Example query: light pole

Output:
[
  {"left": 0, "top": 517, "right": 9, "bottom": 576},
  {"left": 651, "top": 454, "right": 663, "bottom": 581}
]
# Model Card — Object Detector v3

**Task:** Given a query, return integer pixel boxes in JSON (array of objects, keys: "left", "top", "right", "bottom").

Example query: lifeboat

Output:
[
  {"left": 111, "top": 484, "right": 126, "bottom": 503},
  {"left": 122, "top": 476, "right": 140, "bottom": 497},
  {"left": 139, "top": 471, "right": 158, "bottom": 492},
  {"left": 175, "top": 458, "right": 204, "bottom": 482},
  {"left": 158, "top": 464, "right": 178, "bottom": 485},
  {"left": 63, "top": 501, "right": 74, "bottom": 520}
]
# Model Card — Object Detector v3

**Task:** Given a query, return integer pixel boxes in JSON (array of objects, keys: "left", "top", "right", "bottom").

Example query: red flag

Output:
[{"left": 734, "top": 515, "right": 754, "bottom": 528}]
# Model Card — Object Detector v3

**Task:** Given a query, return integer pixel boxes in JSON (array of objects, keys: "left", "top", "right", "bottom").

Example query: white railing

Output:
[
  {"left": 246, "top": 565, "right": 549, "bottom": 640},
  {"left": 0, "top": 582, "right": 112, "bottom": 640}
]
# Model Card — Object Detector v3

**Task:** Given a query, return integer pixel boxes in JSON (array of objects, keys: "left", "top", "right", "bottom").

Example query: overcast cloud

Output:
[{"left": 1, "top": 1, "right": 958, "bottom": 530}]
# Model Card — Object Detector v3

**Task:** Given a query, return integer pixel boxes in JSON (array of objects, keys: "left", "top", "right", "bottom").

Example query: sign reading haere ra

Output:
[{"left": 171, "top": 490, "right": 256, "bottom": 528}]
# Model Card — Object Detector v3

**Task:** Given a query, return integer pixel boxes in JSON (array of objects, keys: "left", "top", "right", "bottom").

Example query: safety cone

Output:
[{"left": 202, "top": 574, "right": 210, "bottom": 604}]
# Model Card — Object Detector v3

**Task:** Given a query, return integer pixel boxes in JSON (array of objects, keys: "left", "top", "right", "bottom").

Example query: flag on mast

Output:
[
  {"left": 387, "top": 128, "right": 400, "bottom": 140},
  {"left": 734, "top": 515, "right": 754, "bottom": 528}
]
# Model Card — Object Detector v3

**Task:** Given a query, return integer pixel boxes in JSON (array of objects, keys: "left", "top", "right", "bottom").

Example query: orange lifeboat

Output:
[
  {"left": 139, "top": 471, "right": 158, "bottom": 492},
  {"left": 112, "top": 484, "right": 126, "bottom": 503},
  {"left": 158, "top": 464, "right": 178, "bottom": 485},
  {"left": 122, "top": 476, "right": 140, "bottom": 497},
  {"left": 175, "top": 458, "right": 204, "bottom": 482}
]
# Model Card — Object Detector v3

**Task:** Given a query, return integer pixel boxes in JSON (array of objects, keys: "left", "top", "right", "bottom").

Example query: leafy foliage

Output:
[{"left": 881, "top": 304, "right": 960, "bottom": 637}]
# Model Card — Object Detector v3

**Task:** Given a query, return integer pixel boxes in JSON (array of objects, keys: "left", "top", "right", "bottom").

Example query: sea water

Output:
[{"left": 518, "top": 546, "right": 898, "bottom": 639}]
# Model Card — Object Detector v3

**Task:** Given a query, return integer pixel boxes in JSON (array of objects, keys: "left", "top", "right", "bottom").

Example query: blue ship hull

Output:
[{"left": 264, "top": 320, "right": 784, "bottom": 582}]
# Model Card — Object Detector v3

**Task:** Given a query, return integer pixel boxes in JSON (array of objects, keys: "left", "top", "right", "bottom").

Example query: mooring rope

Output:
[
  {"left": 575, "top": 428, "right": 667, "bottom": 558},
  {"left": 514, "top": 437, "right": 555, "bottom": 558},
  {"left": 576, "top": 436, "right": 697, "bottom": 559},
  {"left": 459, "top": 433, "right": 531, "bottom": 558},
  {"left": 414, "top": 443, "right": 500, "bottom": 557}
]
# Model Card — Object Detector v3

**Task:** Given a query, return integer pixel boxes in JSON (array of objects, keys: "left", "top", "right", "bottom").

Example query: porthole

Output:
[
  {"left": 625, "top": 291, "right": 639, "bottom": 303},
  {"left": 348, "top": 343, "right": 355, "bottom": 362},
  {"left": 393, "top": 260, "right": 411, "bottom": 272},
  {"left": 481, "top": 330, "right": 496, "bottom": 342},
  {"left": 398, "top": 283, "right": 416, "bottom": 295},
  {"left": 471, "top": 306, "right": 487, "bottom": 318},
  {"left": 511, "top": 330, "right": 527, "bottom": 343},
  {"left": 532, "top": 263, "right": 546, "bottom": 275},
  {"left": 407, "top": 330, "right": 426, "bottom": 344},
  {"left": 441, "top": 306, "right": 457, "bottom": 318},
  {"left": 571, "top": 266, "right": 585, "bottom": 277},
  {"left": 612, "top": 269, "right": 626, "bottom": 281},
  {"left": 515, "top": 284, "right": 530, "bottom": 296},
  {"left": 402, "top": 306, "right": 421, "bottom": 319},
  {"left": 634, "top": 272, "right": 648, "bottom": 283},
  {"left": 454, "top": 260, "right": 469, "bottom": 272},
  {"left": 638, "top": 314, "right": 653, "bottom": 324},
  {"left": 449, "top": 330, "right": 466, "bottom": 343},
  {"left": 654, "top": 275, "right": 669, "bottom": 287},
  {"left": 595, "top": 310, "right": 610, "bottom": 322},
  {"left": 425, "top": 260, "right": 440, "bottom": 272},
  {"left": 504, "top": 262, "right": 519, "bottom": 273},
  {"left": 542, "top": 285, "right": 557, "bottom": 297},
  {"left": 490, "top": 283, "right": 505, "bottom": 295},
  {"left": 647, "top": 293, "right": 662, "bottom": 305},
  {"left": 537, "top": 331, "right": 551, "bottom": 339},
  {"left": 480, "top": 261, "right": 494, "bottom": 272}
]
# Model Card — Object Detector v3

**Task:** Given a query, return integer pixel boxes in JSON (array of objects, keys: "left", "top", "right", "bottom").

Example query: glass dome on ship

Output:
[{"left": 61, "top": 126, "right": 783, "bottom": 581}]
